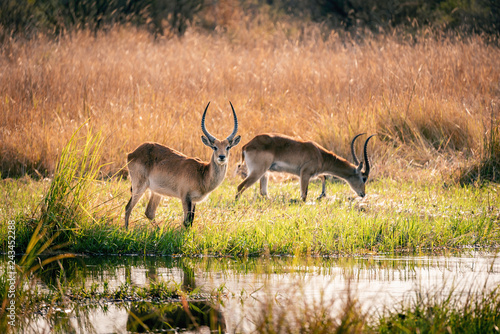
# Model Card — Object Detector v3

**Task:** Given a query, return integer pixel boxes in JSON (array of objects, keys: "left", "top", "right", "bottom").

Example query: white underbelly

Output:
[{"left": 148, "top": 179, "right": 179, "bottom": 198}]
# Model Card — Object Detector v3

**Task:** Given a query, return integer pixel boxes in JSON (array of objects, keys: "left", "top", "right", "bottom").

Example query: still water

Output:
[{"left": 28, "top": 253, "right": 500, "bottom": 333}]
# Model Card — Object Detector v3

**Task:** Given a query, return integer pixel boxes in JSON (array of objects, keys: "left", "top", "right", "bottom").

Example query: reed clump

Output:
[
  {"left": 0, "top": 20, "right": 498, "bottom": 183},
  {"left": 2, "top": 124, "right": 130, "bottom": 254}
]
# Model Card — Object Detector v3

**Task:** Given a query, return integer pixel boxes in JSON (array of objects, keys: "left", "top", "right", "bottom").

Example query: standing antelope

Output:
[
  {"left": 125, "top": 102, "right": 241, "bottom": 229},
  {"left": 235, "top": 133, "right": 375, "bottom": 201}
]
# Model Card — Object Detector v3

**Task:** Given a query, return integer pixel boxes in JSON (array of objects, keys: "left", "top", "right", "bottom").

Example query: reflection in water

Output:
[
  {"left": 126, "top": 261, "right": 226, "bottom": 333},
  {"left": 10, "top": 253, "right": 500, "bottom": 333},
  {"left": 127, "top": 301, "right": 225, "bottom": 333},
  {"left": 37, "top": 255, "right": 85, "bottom": 288}
]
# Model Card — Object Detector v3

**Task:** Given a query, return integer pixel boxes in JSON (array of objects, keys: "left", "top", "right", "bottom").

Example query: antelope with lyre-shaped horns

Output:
[
  {"left": 125, "top": 102, "right": 241, "bottom": 229},
  {"left": 235, "top": 133, "right": 375, "bottom": 202}
]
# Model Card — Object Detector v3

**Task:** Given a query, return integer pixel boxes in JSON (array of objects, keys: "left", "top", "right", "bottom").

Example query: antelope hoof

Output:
[{"left": 183, "top": 218, "right": 194, "bottom": 228}]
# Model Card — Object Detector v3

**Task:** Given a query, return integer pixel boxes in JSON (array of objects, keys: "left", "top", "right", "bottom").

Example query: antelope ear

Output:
[
  {"left": 229, "top": 135, "right": 241, "bottom": 148},
  {"left": 201, "top": 135, "right": 213, "bottom": 148},
  {"left": 356, "top": 162, "right": 364, "bottom": 174}
]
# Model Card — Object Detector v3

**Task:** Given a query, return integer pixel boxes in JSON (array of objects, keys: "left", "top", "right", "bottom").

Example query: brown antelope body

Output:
[
  {"left": 125, "top": 102, "right": 241, "bottom": 228},
  {"left": 235, "top": 133, "right": 375, "bottom": 201}
]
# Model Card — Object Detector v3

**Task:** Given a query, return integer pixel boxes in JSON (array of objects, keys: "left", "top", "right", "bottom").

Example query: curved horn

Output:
[
  {"left": 201, "top": 102, "right": 216, "bottom": 143},
  {"left": 362, "top": 134, "right": 376, "bottom": 176},
  {"left": 350, "top": 133, "right": 366, "bottom": 166},
  {"left": 226, "top": 101, "right": 238, "bottom": 142}
]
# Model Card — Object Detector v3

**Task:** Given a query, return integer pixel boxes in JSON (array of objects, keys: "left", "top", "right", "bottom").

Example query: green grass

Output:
[{"left": 1, "top": 175, "right": 499, "bottom": 256}]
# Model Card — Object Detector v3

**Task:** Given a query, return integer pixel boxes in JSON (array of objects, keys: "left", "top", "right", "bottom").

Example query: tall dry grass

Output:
[{"left": 1, "top": 22, "right": 499, "bottom": 181}]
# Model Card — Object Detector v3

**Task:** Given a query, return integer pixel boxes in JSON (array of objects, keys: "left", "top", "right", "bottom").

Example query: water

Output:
[{"left": 20, "top": 253, "right": 500, "bottom": 333}]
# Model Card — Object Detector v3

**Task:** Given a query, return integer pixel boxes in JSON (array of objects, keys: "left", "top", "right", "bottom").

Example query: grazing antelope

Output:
[
  {"left": 236, "top": 159, "right": 328, "bottom": 199},
  {"left": 124, "top": 102, "right": 241, "bottom": 229},
  {"left": 235, "top": 133, "right": 375, "bottom": 201}
]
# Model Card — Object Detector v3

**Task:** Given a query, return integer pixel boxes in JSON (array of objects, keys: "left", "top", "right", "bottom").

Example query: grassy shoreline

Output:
[
  {"left": 2, "top": 161, "right": 498, "bottom": 331},
  {"left": 2, "top": 174, "right": 498, "bottom": 256}
]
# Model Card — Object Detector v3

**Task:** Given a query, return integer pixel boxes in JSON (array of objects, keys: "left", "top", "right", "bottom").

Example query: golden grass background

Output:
[{"left": 1, "top": 22, "right": 499, "bottom": 181}]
